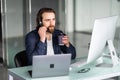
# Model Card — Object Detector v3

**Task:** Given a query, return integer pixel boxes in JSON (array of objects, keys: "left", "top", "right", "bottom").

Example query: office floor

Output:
[
  {"left": 0, "top": 32, "right": 120, "bottom": 80},
  {"left": 0, "top": 65, "right": 8, "bottom": 80}
]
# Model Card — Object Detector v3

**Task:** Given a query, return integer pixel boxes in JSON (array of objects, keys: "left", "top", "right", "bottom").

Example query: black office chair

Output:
[
  {"left": 14, "top": 50, "right": 28, "bottom": 67},
  {"left": 0, "top": 57, "right": 3, "bottom": 63},
  {"left": 0, "top": 57, "right": 3, "bottom": 66}
]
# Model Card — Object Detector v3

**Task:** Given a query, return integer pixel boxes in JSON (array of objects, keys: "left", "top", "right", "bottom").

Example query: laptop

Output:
[{"left": 29, "top": 54, "right": 71, "bottom": 78}]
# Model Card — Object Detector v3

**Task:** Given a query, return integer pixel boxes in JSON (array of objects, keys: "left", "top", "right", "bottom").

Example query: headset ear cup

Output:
[
  {"left": 39, "top": 21, "right": 42, "bottom": 26},
  {"left": 39, "top": 21, "right": 42, "bottom": 25}
]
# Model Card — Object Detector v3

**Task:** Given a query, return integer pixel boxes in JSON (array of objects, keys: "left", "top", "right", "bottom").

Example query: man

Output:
[{"left": 25, "top": 7, "right": 76, "bottom": 65}]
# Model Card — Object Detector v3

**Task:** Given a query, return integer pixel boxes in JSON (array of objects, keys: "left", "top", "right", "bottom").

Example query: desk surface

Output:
[
  {"left": 8, "top": 66, "right": 69, "bottom": 80},
  {"left": 8, "top": 57, "right": 120, "bottom": 80}
]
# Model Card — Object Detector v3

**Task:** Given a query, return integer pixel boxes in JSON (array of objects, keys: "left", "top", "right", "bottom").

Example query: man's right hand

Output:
[{"left": 38, "top": 27, "right": 47, "bottom": 43}]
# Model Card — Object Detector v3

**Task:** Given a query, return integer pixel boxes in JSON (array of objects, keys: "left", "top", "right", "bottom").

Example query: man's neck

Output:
[{"left": 46, "top": 32, "right": 52, "bottom": 41}]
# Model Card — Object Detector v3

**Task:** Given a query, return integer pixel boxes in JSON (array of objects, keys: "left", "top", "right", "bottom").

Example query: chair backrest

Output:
[{"left": 14, "top": 50, "right": 28, "bottom": 67}]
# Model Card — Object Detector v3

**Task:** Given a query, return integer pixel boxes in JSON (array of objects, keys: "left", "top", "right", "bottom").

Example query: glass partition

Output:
[{"left": 1, "top": 0, "right": 25, "bottom": 67}]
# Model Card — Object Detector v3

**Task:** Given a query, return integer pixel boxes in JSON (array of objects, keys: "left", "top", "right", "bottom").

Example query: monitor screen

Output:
[{"left": 87, "top": 15, "right": 119, "bottom": 66}]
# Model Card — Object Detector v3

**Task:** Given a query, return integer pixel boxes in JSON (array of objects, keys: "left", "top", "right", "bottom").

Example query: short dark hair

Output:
[{"left": 36, "top": 7, "right": 56, "bottom": 28}]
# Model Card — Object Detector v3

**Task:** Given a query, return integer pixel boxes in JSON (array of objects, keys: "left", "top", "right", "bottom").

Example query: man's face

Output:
[{"left": 42, "top": 12, "right": 56, "bottom": 33}]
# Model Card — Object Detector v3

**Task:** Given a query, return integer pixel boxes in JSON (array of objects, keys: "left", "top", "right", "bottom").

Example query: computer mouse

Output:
[{"left": 77, "top": 68, "right": 90, "bottom": 73}]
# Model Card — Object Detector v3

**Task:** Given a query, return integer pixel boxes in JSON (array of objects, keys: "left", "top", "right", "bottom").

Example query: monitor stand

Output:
[
  {"left": 107, "top": 40, "right": 119, "bottom": 66},
  {"left": 95, "top": 40, "right": 119, "bottom": 67}
]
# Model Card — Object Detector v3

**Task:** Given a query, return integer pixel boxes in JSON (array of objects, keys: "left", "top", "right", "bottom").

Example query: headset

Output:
[
  {"left": 39, "top": 17, "right": 43, "bottom": 27},
  {"left": 36, "top": 17, "right": 43, "bottom": 30},
  {"left": 39, "top": 21, "right": 43, "bottom": 26}
]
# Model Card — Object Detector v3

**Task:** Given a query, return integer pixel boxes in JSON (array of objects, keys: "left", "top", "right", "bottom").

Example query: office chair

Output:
[
  {"left": 0, "top": 57, "right": 3, "bottom": 66},
  {"left": 0, "top": 57, "right": 3, "bottom": 63},
  {"left": 14, "top": 50, "right": 28, "bottom": 67}
]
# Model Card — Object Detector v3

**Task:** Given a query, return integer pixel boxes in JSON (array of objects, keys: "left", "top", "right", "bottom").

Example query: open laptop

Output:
[{"left": 29, "top": 54, "right": 71, "bottom": 78}]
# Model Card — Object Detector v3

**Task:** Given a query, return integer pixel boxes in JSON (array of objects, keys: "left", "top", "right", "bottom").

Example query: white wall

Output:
[{"left": 75, "top": 0, "right": 120, "bottom": 32}]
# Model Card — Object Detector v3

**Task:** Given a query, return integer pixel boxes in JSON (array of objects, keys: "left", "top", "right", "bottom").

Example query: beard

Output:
[{"left": 47, "top": 25, "right": 55, "bottom": 33}]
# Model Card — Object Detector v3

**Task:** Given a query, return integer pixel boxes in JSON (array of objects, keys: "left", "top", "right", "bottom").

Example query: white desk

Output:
[{"left": 8, "top": 57, "right": 120, "bottom": 80}]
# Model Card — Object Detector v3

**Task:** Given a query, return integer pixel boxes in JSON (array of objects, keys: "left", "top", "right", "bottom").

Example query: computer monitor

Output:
[{"left": 87, "top": 15, "right": 119, "bottom": 67}]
